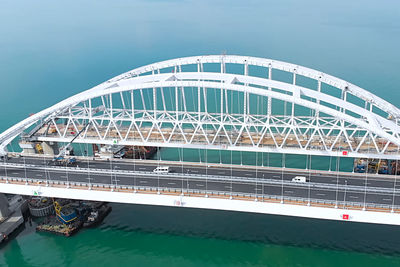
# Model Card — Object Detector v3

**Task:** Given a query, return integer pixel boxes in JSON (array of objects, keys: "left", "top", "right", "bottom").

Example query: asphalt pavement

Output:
[{"left": 1, "top": 155, "right": 400, "bottom": 207}]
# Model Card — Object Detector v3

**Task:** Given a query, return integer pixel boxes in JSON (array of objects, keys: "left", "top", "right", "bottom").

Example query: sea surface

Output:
[{"left": 1, "top": 0, "right": 400, "bottom": 266}]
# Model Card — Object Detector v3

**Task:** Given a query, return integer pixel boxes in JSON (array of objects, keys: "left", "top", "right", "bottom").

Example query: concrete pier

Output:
[{"left": 0, "top": 194, "right": 25, "bottom": 243}]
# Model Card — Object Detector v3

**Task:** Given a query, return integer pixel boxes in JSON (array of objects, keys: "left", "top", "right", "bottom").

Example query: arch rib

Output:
[{"left": 0, "top": 55, "right": 399, "bottom": 160}]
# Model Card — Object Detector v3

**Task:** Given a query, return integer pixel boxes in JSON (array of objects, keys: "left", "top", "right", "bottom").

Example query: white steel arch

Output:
[{"left": 0, "top": 55, "right": 399, "bottom": 159}]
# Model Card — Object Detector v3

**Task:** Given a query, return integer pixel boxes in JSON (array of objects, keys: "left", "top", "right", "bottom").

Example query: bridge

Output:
[{"left": 0, "top": 55, "right": 399, "bottom": 225}]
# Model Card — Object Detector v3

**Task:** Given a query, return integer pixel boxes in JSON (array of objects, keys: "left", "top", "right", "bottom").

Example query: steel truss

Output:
[{"left": 0, "top": 55, "right": 399, "bottom": 159}]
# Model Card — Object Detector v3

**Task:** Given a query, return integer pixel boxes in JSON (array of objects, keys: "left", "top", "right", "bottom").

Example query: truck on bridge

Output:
[{"left": 53, "top": 156, "right": 76, "bottom": 166}]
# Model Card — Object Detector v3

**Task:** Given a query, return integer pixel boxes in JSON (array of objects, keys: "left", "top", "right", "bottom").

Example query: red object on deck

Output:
[
  {"left": 342, "top": 151, "right": 348, "bottom": 156},
  {"left": 342, "top": 214, "right": 349, "bottom": 220}
]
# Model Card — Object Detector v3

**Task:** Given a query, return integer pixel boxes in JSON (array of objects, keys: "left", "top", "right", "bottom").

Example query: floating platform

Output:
[
  {"left": 0, "top": 212, "right": 24, "bottom": 243},
  {"left": 0, "top": 195, "right": 26, "bottom": 243},
  {"left": 36, "top": 216, "right": 82, "bottom": 237}
]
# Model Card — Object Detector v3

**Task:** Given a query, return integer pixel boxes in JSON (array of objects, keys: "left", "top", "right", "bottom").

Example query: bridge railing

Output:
[{"left": 1, "top": 162, "right": 398, "bottom": 196}]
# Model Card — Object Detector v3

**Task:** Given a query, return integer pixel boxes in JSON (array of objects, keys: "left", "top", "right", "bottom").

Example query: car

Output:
[
  {"left": 292, "top": 176, "right": 307, "bottom": 183},
  {"left": 153, "top": 166, "right": 170, "bottom": 174}
]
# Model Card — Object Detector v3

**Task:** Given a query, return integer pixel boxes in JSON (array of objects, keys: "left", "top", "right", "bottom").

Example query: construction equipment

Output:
[
  {"left": 53, "top": 156, "right": 76, "bottom": 166},
  {"left": 53, "top": 200, "right": 77, "bottom": 225},
  {"left": 52, "top": 121, "right": 91, "bottom": 162},
  {"left": 35, "top": 143, "right": 43, "bottom": 154}
]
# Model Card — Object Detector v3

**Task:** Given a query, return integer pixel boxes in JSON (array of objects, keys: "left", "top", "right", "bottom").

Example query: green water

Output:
[
  {"left": 1, "top": 0, "right": 400, "bottom": 266},
  {"left": 3, "top": 205, "right": 400, "bottom": 266}
]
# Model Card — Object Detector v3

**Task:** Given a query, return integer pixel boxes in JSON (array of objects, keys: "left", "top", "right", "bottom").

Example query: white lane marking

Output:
[
  {"left": 349, "top": 196, "right": 359, "bottom": 199},
  {"left": 60, "top": 176, "right": 67, "bottom": 178},
  {"left": 245, "top": 173, "right": 253, "bottom": 176},
  {"left": 196, "top": 184, "right": 204, "bottom": 187},
  {"left": 139, "top": 181, "right": 147, "bottom": 183},
  {"left": 224, "top": 186, "right": 232, "bottom": 189},
  {"left": 36, "top": 174, "right": 43, "bottom": 177},
  {"left": 167, "top": 182, "right": 176, "bottom": 185},
  {"left": 316, "top": 193, "right": 326, "bottom": 196},
  {"left": 273, "top": 175, "right": 280, "bottom": 178},
  {"left": 218, "top": 172, "right": 226, "bottom": 174},
  {"left": 191, "top": 170, "right": 198, "bottom": 173},
  {"left": 139, "top": 167, "right": 146, "bottom": 170},
  {"left": 12, "top": 172, "right": 20, "bottom": 174},
  {"left": 285, "top": 190, "right": 293, "bottom": 193},
  {"left": 382, "top": 198, "right": 392, "bottom": 201}
]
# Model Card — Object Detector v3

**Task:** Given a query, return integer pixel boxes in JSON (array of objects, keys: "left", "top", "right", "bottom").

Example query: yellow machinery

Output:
[
  {"left": 35, "top": 143, "right": 43, "bottom": 154},
  {"left": 53, "top": 200, "right": 62, "bottom": 217},
  {"left": 52, "top": 200, "right": 77, "bottom": 224}
]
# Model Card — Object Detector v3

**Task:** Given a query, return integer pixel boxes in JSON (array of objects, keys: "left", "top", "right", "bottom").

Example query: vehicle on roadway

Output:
[
  {"left": 153, "top": 166, "right": 170, "bottom": 174},
  {"left": 292, "top": 176, "right": 308, "bottom": 183},
  {"left": 53, "top": 156, "right": 77, "bottom": 166}
]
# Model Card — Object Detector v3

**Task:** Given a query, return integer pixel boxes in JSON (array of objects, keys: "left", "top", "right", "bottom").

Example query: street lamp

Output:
[
  {"left": 4, "top": 156, "right": 8, "bottom": 183},
  {"left": 262, "top": 174, "right": 265, "bottom": 201},
  {"left": 113, "top": 166, "right": 120, "bottom": 190},
  {"left": 87, "top": 176, "right": 93, "bottom": 190},
  {"left": 344, "top": 180, "right": 348, "bottom": 209}
]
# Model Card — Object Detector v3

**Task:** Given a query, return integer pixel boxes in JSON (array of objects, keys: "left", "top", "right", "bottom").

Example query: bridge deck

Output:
[{"left": 2, "top": 155, "right": 400, "bottom": 209}]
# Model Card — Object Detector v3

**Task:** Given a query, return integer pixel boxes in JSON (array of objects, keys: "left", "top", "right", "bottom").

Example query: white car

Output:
[
  {"left": 292, "top": 176, "right": 307, "bottom": 183},
  {"left": 153, "top": 166, "right": 170, "bottom": 174}
]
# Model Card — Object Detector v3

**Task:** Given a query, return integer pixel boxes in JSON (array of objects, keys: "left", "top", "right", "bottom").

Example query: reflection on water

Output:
[
  {"left": 108, "top": 203, "right": 400, "bottom": 255},
  {"left": 1, "top": 203, "right": 400, "bottom": 266}
]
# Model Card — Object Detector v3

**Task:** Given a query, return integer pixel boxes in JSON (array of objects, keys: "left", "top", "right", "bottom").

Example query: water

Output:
[
  {"left": 1, "top": 0, "right": 400, "bottom": 266},
  {"left": 3, "top": 204, "right": 400, "bottom": 266}
]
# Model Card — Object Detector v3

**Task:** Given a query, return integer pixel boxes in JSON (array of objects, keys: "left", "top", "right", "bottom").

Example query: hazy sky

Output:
[{"left": 0, "top": 0, "right": 399, "bottom": 129}]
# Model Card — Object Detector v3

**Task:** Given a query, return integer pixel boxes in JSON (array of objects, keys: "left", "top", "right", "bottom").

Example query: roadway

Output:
[{"left": 1, "top": 155, "right": 400, "bottom": 207}]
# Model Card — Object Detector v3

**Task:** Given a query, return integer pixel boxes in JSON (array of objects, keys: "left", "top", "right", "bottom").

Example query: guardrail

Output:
[
  {"left": 1, "top": 162, "right": 399, "bottom": 196},
  {"left": 7, "top": 153, "right": 400, "bottom": 180}
]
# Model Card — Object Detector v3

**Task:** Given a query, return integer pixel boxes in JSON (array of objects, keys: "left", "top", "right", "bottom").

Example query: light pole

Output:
[
  {"left": 113, "top": 166, "right": 120, "bottom": 190},
  {"left": 4, "top": 156, "right": 8, "bottom": 183},
  {"left": 65, "top": 160, "right": 69, "bottom": 188},
  {"left": 255, "top": 175, "right": 258, "bottom": 201},
  {"left": 187, "top": 169, "right": 190, "bottom": 194},
  {"left": 109, "top": 158, "right": 113, "bottom": 189},
  {"left": 262, "top": 174, "right": 265, "bottom": 201},
  {"left": 23, "top": 155, "right": 27, "bottom": 181},
  {"left": 111, "top": 166, "right": 120, "bottom": 191},
  {"left": 87, "top": 176, "right": 93, "bottom": 190},
  {"left": 344, "top": 180, "right": 348, "bottom": 209},
  {"left": 87, "top": 156, "right": 92, "bottom": 189}
]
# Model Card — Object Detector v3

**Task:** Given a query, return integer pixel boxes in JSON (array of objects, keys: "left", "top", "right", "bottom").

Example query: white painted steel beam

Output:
[{"left": 0, "top": 55, "right": 399, "bottom": 160}]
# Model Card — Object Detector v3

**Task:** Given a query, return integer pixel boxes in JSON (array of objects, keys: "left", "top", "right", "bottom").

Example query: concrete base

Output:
[
  {"left": 0, "top": 195, "right": 25, "bottom": 243},
  {"left": 0, "top": 183, "right": 400, "bottom": 226},
  {"left": 0, "top": 211, "right": 23, "bottom": 243},
  {"left": 41, "top": 142, "right": 59, "bottom": 156}
]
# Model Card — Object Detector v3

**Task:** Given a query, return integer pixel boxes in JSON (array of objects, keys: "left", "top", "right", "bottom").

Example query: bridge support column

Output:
[
  {"left": 20, "top": 141, "right": 59, "bottom": 156},
  {"left": 41, "top": 141, "right": 59, "bottom": 156},
  {"left": 0, "top": 194, "right": 11, "bottom": 220},
  {"left": 19, "top": 141, "right": 35, "bottom": 155}
]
